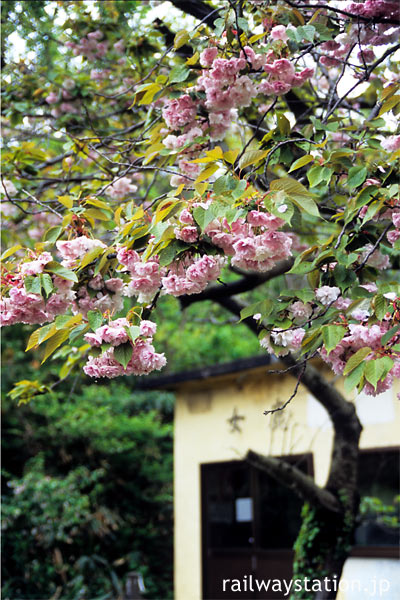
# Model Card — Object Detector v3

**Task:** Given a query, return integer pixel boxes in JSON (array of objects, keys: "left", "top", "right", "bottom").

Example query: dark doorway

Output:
[{"left": 201, "top": 455, "right": 313, "bottom": 599}]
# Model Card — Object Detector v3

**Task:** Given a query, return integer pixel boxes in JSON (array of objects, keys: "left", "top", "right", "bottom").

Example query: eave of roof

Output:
[{"left": 133, "top": 354, "right": 271, "bottom": 390}]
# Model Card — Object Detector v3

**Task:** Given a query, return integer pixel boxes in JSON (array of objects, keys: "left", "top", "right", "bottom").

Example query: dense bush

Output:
[{"left": 2, "top": 378, "right": 174, "bottom": 599}]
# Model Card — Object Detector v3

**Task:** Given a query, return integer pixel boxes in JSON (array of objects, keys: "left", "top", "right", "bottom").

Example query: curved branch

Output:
[
  {"left": 246, "top": 450, "right": 340, "bottom": 512},
  {"left": 214, "top": 295, "right": 362, "bottom": 499},
  {"left": 168, "top": 0, "right": 220, "bottom": 27},
  {"left": 180, "top": 258, "right": 294, "bottom": 309}
]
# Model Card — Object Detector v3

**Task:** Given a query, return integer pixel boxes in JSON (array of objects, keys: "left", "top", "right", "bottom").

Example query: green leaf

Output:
[
  {"left": 40, "top": 273, "right": 54, "bottom": 297},
  {"left": 45, "top": 261, "right": 78, "bottom": 282},
  {"left": 298, "top": 24, "right": 315, "bottom": 42},
  {"left": 364, "top": 357, "right": 394, "bottom": 390},
  {"left": 194, "top": 163, "right": 219, "bottom": 184},
  {"left": 334, "top": 264, "right": 357, "bottom": 289},
  {"left": 322, "top": 325, "right": 346, "bottom": 354},
  {"left": 1, "top": 244, "right": 23, "bottom": 260},
  {"left": 169, "top": 65, "right": 190, "bottom": 84},
  {"left": 292, "top": 194, "right": 320, "bottom": 217},
  {"left": 347, "top": 166, "right": 367, "bottom": 189},
  {"left": 55, "top": 315, "right": 74, "bottom": 330},
  {"left": 288, "top": 154, "right": 314, "bottom": 173},
  {"left": 43, "top": 226, "right": 63, "bottom": 243},
  {"left": 213, "top": 175, "right": 238, "bottom": 195},
  {"left": 288, "top": 260, "right": 315, "bottom": 275},
  {"left": 344, "top": 361, "right": 365, "bottom": 393},
  {"left": 174, "top": 30, "right": 190, "bottom": 49},
  {"left": 84, "top": 208, "right": 112, "bottom": 221},
  {"left": 192, "top": 206, "right": 216, "bottom": 232},
  {"left": 230, "top": 180, "right": 247, "bottom": 200},
  {"left": 127, "top": 325, "right": 141, "bottom": 342},
  {"left": 380, "top": 324, "right": 400, "bottom": 346},
  {"left": 158, "top": 242, "right": 178, "bottom": 267},
  {"left": 38, "top": 323, "right": 57, "bottom": 344},
  {"left": 79, "top": 246, "right": 105, "bottom": 270},
  {"left": 307, "top": 165, "right": 333, "bottom": 187},
  {"left": 374, "top": 294, "right": 387, "bottom": 320},
  {"left": 301, "top": 332, "right": 323, "bottom": 355},
  {"left": 113, "top": 342, "right": 133, "bottom": 369},
  {"left": 238, "top": 149, "right": 269, "bottom": 171},
  {"left": 277, "top": 113, "right": 291, "bottom": 136},
  {"left": 239, "top": 299, "right": 273, "bottom": 321},
  {"left": 87, "top": 310, "right": 103, "bottom": 332},
  {"left": 41, "top": 329, "right": 70, "bottom": 363},
  {"left": 69, "top": 323, "right": 89, "bottom": 343},
  {"left": 26, "top": 328, "right": 41, "bottom": 351},
  {"left": 24, "top": 275, "right": 42, "bottom": 295},
  {"left": 58, "top": 195, "right": 73, "bottom": 209},
  {"left": 237, "top": 16, "right": 250, "bottom": 32},
  {"left": 343, "top": 347, "right": 372, "bottom": 376},
  {"left": 378, "top": 94, "right": 400, "bottom": 116},
  {"left": 270, "top": 177, "right": 320, "bottom": 217}
]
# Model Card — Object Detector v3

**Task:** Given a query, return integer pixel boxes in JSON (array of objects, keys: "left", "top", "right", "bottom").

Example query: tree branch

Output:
[
  {"left": 179, "top": 258, "right": 294, "bottom": 309},
  {"left": 246, "top": 450, "right": 340, "bottom": 512},
  {"left": 283, "top": 1, "right": 400, "bottom": 26},
  {"left": 213, "top": 294, "right": 363, "bottom": 500},
  {"left": 168, "top": 0, "right": 220, "bottom": 27}
]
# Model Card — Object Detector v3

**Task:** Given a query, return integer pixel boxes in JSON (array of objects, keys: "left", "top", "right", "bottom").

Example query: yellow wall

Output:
[{"left": 173, "top": 362, "right": 400, "bottom": 600}]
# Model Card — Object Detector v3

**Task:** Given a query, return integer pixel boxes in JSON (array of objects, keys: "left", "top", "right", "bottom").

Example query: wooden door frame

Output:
[{"left": 200, "top": 453, "right": 314, "bottom": 599}]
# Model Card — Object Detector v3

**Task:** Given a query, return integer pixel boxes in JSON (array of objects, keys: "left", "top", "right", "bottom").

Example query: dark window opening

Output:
[
  {"left": 355, "top": 448, "right": 400, "bottom": 548},
  {"left": 201, "top": 456, "right": 313, "bottom": 599},
  {"left": 202, "top": 456, "right": 310, "bottom": 552}
]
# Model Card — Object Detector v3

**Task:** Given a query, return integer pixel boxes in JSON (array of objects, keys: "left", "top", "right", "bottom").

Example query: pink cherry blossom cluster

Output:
[
  {"left": 105, "top": 177, "right": 138, "bottom": 200},
  {"left": 260, "top": 327, "right": 306, "bottom": 357},
  {"left": 90, "top": 69, "right": 112, "bottom": 81},
  {"left": 173, "top": 207, "right": 199, "bottom": 243},
  {"left": 162, "top": 95, "right": 198, "bottom": 130},
  {"left": 27, "top": 212, "right": 60, "bottom": 241},
  {"left": 346, "top": 1, "right": 399, "bottom": 19},
  {"left": 289, "top": 300, "right": 313, "bottom": 322},
  {"left": 65, "top": 30, "right": 108, "bottom": 60},
  {"left": 259, "top": 59, "right": 314, "bottom": 96},
  {"left": 163, "top": 126, "right": 203, "bottom": 152},
  {"left": 19, "top": 251, "right": 53, "bottom": 276},
  {"left": 270, "top": 25, "right": 289, "bottom": 43},
  {"left": 56, "top": 236, "right": 106, "bottom": 269},
  {"left": 45, "top": 80, "right": 81, "bottom": 117},
  {"left": 0, "top": 282, "right": 74, "bottom": 327},
  {"left": 387, "top": 211, "right": 400, "bottom": 246},
  {"left": 117, "top": 247, "right": 164, "bottom": 304},
  {"left": 320, "top": 322, "right": 400, "bottom": 396},
  {"left": 1, "top": 179, "right": 17, "bottom": 197},
  {"left": 205, "top": 210, "right": 293, "bottom": 272},
  {"left": 0, "top": 253, "right": 76, "bottom": 327},
  {"left": 161, "top": 254, "right": 224, "bottom": 297},
  {"left": 0, "top": 179, "right": 18, "bottom": 217},
  {"left": 359, "top": 245, "right": 390, "bottom": 270},
  {"left": 83, "top": 317, "right": 166, "bottom": 378},
  {"left": 54, "top": 237, "right": 126, "bottom": 316},
  {"left": 74, "top": 275, "right": 124, "bottom": 318},
  {"left": 315, "top": 286, "right": 341, "bottom": 306},
  {"left": 197, "top": 55, "right": 257, "bottom": 112},
  {"left": 381, "top": 135, "right": 400, "bottom": 152},
  {"left": 161, "top": 48, "right": 315, "bottom": 182},
  {"left": 320, "top": 5, "right": 399, "bottom": 68}
]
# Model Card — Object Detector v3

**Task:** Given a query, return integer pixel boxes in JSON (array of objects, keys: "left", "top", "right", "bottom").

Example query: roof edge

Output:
[{"left": 133, "top": 354, "right": 271, "bottom": 390}]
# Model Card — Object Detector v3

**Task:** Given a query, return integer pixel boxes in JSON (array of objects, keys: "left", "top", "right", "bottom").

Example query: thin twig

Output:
[{"left": 264, "top": 360, "right": 307, "bottom": 415}]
